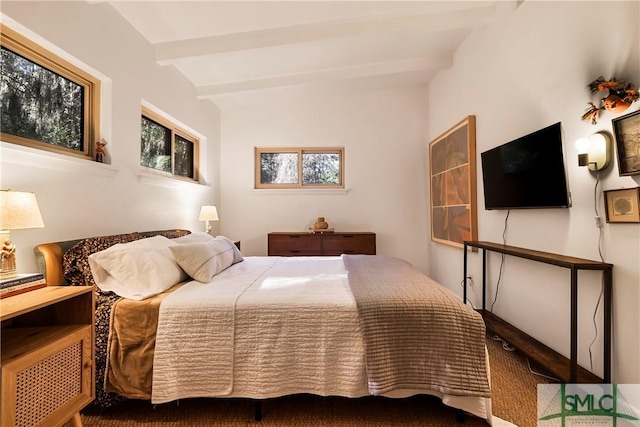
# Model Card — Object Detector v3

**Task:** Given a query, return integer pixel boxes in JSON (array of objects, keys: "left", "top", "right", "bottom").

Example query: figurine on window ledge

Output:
[{"left": 96, "top": 141, "right": 107, "bottom": 163}]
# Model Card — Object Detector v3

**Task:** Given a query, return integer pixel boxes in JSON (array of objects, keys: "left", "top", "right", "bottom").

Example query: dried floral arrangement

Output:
[{"left": 581, "top": 76, "right": 639, "bottom": 124}]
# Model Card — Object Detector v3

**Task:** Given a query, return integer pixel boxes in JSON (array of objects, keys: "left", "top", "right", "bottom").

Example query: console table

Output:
[{"left": 463, "top": 240, "right": 612, "bottom": 383}]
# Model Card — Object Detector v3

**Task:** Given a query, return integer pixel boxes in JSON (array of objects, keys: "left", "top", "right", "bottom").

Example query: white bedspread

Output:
[
  {"left": 152, "top": 256, "right": 366, "bottom": 403},
  {"left": 151, "top": 256, "right": 511, "bottom": 426}
]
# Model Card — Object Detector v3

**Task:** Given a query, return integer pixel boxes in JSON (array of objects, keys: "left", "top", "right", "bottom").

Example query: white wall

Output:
[
  {"left": 428, "top": 1, "right": 639, "bottom": 383},
  {"left": 0, "top": 2, "right": 221, "bottom": 272},
  {"left": 2, "top": 0, "right": 636, "bottom": 385},
  {"left": 219, "top": 85, "right": 431, "bottom": 272}
]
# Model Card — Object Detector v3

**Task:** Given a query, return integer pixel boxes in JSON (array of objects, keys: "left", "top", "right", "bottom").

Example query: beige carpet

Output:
[{"left": 80, "top": 334, "right": 554, "bottom": 427}]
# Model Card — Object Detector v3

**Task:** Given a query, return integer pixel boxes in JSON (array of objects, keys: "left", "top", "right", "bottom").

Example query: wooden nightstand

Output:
[{"left": 1, "top": 286, "right": 95, "bottom": 427}]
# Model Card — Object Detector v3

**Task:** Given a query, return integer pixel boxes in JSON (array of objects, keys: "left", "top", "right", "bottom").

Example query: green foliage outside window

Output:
[
  {"left": 174, "top": 135, "right": 195, "bottom": 178},
  {"left": 302, "top": 152, "right": 340, "bottom": 184},
  {"left": 256, "top": 148, "right": 343, "bottom": 188},
  {"left": 0, "top": 46, "right": 84, "bottom": 151},
  {"left": 140, "top": 110, "right": 199, "bottom": 180},
  {"left": 141, "top": 115, "right": 171, "bottom": 173},
  {"left": 260, "top": 152, "right": 298, "bottom": 184}
]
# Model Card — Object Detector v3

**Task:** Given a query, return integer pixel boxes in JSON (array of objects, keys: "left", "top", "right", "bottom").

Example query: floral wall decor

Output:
[{"left": 581, "top": 76, "right": 639, "bottom": 124}]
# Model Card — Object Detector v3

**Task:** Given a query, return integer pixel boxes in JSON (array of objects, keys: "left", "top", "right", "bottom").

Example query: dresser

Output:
[{"left": 268, "top": 232, "right": 376, "bottom": 256}]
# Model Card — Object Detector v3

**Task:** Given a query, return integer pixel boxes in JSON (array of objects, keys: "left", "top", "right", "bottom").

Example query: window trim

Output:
[
  {"left": 255, "top": 147, "right": 345, "bottom": 189},
  {"left": 141, "top": 106, "right": 200, "bottom": 183},
  {"left": 0, "top": 24, "right": 101, "bottom": 161}
]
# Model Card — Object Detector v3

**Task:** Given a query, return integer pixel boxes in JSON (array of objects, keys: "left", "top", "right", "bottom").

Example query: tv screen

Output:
[{"left": 481, "top": 122, "right": 571, "bottom": 210}]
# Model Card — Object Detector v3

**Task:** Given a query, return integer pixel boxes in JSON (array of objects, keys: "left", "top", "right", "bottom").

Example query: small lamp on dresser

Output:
[
  {"left": 198, "top": 205, "right": 219, "bottom": 235},
  {"left": 0, "top": 189, "right": 45, "bottom": 279}
]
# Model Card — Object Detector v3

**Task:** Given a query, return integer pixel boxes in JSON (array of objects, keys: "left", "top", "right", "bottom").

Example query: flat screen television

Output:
[{"left": 481, "top": 122, "right": 571, "bottom": 210}]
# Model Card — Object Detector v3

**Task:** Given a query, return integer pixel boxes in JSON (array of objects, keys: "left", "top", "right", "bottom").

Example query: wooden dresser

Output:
[{"left": 268, "top": 232, "right": 376, "bottom": 256}]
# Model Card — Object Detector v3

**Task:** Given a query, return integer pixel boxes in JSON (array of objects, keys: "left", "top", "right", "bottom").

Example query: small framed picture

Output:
[
  {"left": 604, "top": 187, "right": 640, "bottom": 223},
  {"left": 612, "top": 109, "right": 640, "bottom": 176}
]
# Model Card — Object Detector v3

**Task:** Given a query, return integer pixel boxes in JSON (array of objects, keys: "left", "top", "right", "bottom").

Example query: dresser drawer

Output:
[
  {"left": 322, "top": 233, "right": 376, "bottom": 255},
  {"left": 268, "top": 233, "right": 322, "bottom": 256}
]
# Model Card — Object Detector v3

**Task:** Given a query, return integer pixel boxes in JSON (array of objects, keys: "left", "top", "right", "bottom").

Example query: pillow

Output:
[
  {"left": 169, "top": 237, "right": 239, "bottom": 283},
  {"left": 64, "top": 232, "right": 144, "bottom": 288},
  {"left": 214, "top": 235, "right": 244, "bottom": 264},
  {"left": 172, "top": 231, "right": 215, "bottom": 244},
  {"left": 88, "top": 235, "right": 188, "bottom": 300}
]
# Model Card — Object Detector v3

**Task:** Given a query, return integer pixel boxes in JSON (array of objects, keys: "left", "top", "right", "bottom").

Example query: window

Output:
[
  {"left": 0, "top": 24, "right": 100, "bottom": 160},
  {"left": 255, "top": 147, "right": 344, "bottom": 189},
  {"left": 141, "top": 107, "right": 199, "bottom": 181}
]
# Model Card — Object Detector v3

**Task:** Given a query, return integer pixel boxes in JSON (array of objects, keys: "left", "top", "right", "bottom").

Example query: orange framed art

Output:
[{"left": 429, "top": 116, "right": 478, "bottom": 249}]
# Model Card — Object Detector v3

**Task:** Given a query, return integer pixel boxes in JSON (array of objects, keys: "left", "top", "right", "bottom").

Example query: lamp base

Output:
[
  {"left": 0, "top": 235, "right": 18, "bottom": 279},
  {"left": 0, "top": 267, "right": 18, "bottom": 280}
]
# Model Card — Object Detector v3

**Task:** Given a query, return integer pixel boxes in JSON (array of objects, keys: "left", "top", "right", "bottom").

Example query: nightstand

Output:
[{"left": 1, "top": 286, "right": 95, "bottom": 427}]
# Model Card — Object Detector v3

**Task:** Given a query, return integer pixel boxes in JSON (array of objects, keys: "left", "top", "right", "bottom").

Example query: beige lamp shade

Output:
[
  {"left": 198, "top": 205, "right": 219, "bottom": 221},
  {"left": 0, "top": 190, "right": 45, "bottom": 230},
  {"left": 198, "top": 205, "right": 218, "bottom": 234},
  {"left": 1, "top": 190, "right": 45, "bottom": 279}
]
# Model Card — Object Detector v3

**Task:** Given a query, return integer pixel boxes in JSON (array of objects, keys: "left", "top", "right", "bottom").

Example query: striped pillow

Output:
[{"left": 169, "top": 238, "right": 236, "bottom": 282}]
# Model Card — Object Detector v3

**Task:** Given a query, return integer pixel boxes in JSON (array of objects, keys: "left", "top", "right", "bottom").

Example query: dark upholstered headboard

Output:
[{"left": 34, "top": 229, "right": 190, "bottom": 286}]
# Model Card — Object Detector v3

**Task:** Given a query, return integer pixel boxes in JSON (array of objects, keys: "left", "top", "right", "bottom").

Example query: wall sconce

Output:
[
  {"left": 198, "top": 205, "right": 219, "bottom": 235},
  {"left": 575, "top": 131, "right": 612, "bottom": 172},
  {"left": 0, "top": 190, "right": 45, "bottom": 279}
]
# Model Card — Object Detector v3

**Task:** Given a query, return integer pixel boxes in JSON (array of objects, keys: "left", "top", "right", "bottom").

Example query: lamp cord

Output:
[
  {"left": 588, "top": 171, "right": 605, "bottom": 372},
  {"left": 490, "top": 209, "right": 510, "bottom": 313}
]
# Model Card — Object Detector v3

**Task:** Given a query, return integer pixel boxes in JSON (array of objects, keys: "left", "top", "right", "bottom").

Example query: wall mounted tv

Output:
[{"left": 481, "top": 122, "right": 571, "bottom": 210}]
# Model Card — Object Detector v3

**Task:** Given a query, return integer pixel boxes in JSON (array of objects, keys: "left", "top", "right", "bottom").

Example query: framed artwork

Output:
[
  {"left": 429, "top": 116, "right": 478, "bottom": 249},
  {"left": 604, "top": 187, "right": 640, "bottom": 223},
  {"left": 612, "top": 109, "right": 640, "bottom": 176}
]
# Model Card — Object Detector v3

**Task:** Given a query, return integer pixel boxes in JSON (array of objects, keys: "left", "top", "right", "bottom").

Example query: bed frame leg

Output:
[
  {"left": 254, "top": 400, "right": 262, "bottom": 422},
  {"left": 456, "top": 409, "right": 467, "bottom": 423}
]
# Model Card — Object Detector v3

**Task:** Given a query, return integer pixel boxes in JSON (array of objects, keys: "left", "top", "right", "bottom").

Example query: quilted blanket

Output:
[
  {"left": 343, "top": 255, "right": 491, "bottom": 397},
  {"left": 151, "top": 256, "right": 365, "bottom": 403},
  {"left": 150, "top": 255, "right": 490, "bottom": 404}
]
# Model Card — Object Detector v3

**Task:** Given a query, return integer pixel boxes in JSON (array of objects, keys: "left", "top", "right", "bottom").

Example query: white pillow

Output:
[
  {"left": 214, "top": 235, "right": 244, "bottom": 264},
  {"left": 172, "top": 232, "right": 214, "bottom": 244},
  {"left": 169, "top": 237, "right": 238, "bottom": 283},
  {"left": 88, "top": 235, "right": 187, "bottom": 301},
  {"left": 172, "top": 233, "right": 243, "bottom": 265}
]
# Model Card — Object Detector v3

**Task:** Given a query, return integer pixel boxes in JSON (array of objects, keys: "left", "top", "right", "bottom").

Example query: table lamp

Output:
[
  {"left": 198, "top": 205, "right": 219, "bottom": 235},
  {"left": 0, "top": 189, "right": 45, "bottom": 279}
]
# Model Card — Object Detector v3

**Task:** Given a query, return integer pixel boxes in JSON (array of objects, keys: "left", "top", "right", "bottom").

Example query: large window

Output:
[
  {"left": 255, "top": 147, "right": 344, "bottom": 189},
  {"left": 0, "top": 24, "right": 100, "bottom": 160},
  {"left": 141, "top": 107, "right": 198, "bottom": 181}
]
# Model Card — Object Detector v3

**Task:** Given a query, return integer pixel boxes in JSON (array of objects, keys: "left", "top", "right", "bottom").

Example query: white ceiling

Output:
[{"left": 107, "top": 1, "right": 508, "bottom": 106}]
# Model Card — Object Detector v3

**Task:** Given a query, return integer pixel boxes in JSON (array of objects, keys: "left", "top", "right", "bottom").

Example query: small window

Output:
[
  {"left": 141, "top": 107, "right": 199, "bottom": 181},
  {"left": 0, "top": 24, "right": 100, "bottom": 160},
  {"left": 255, "top": 147, "right": 344, "bottom": 189}
]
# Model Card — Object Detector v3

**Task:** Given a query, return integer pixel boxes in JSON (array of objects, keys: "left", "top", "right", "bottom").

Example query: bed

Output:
[{"left": 34, "top": 229, "right": 500, "bottom": 425}]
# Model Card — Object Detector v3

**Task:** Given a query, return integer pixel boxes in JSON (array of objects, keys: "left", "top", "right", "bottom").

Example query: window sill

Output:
[
  {"left": 251, "top": 188, "right": 350, "bottom": 195},
  {"left": 136, "top": 170, "right": 209, "bottom": 191},
  {"left": 0, "top": 142, "right": 118, "bottom": 177}
]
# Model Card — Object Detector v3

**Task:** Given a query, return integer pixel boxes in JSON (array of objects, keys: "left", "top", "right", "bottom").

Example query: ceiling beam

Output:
[
  {"left": 195, "top": 56, "right": 452, "bottom": 97},
  {"left": 156, "top": 4, "right": 496, "bottom": 65}
]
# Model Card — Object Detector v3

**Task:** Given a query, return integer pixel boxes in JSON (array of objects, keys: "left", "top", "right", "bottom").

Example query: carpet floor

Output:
[{"left": 80, "top": 333, "right": 555, "bottom": 427}]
